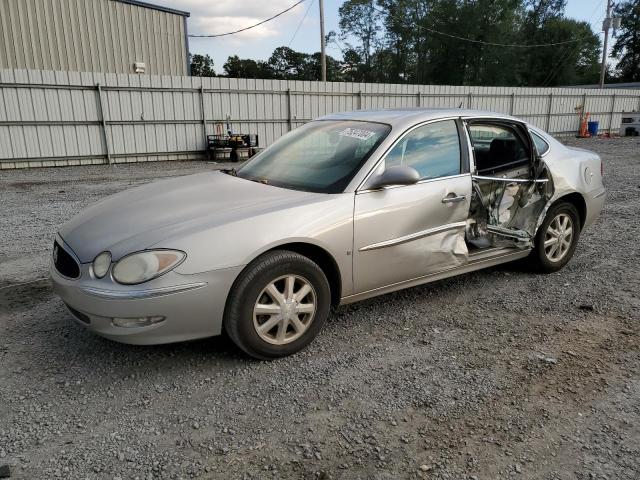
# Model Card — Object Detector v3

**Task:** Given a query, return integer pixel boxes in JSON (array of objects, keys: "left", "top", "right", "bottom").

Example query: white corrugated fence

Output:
[{"left": 1, "top": 68, "right": 639, "bottom": 169}]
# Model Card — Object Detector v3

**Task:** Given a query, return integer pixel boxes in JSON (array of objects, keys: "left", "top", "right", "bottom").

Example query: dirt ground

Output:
[{"left": 0, "top": 137, "right": 639, "bottom": 480}]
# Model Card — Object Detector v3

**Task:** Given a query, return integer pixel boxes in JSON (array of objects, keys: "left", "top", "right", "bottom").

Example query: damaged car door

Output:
[
  {"left": 353, "top": 119, "right": 472, "bottom": 293},
  {"left": 464, "top": 120, "right": 554, "bottom": 250}
]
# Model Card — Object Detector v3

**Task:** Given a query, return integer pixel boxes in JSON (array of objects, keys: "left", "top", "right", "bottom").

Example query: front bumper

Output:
[{"left": 50, "top": 253, "right": 243, "bottom": 345}]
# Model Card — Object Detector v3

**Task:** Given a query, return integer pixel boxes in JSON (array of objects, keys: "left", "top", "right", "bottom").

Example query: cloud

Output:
[
  {"left": 190, "top": 16, "right": 280, "bottom": 39},
  {"left": 167, "top": 0, "right": 304, "bottom": 38}
]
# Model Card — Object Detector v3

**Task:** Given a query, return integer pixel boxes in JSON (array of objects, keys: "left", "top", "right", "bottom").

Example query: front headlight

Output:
[
  {"left": 92, "top": 251, "right": 112, "bottom": 278},
  {"left": 112, "top": 250, "right": 186, "bottom": 285}
]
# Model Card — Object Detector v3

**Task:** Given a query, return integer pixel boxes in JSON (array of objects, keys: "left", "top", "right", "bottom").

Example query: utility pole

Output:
[
  {"left": 599, "top": 0, "right": 614, "bottom": 88},
  {"left": 319, "top": 0, "right": 327, "bottom": 81}
]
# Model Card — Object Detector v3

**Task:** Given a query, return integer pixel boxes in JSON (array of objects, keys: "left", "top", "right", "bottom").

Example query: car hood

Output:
[{"left": 59, "top": 171, "right": 323, "bottom": 262}]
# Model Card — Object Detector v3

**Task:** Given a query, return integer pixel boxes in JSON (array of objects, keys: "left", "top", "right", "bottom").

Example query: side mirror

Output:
[{"left": 365, "top": 165, "right": 420, "bottom": 190}]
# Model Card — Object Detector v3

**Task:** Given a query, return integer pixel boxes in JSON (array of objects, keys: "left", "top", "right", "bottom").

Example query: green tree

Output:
[
  {"left": 522, "top": 18, "right": 601, "bottom": 86},
  {"left": 333, "top": 0, "right": 603, "bottom": 87},
  {"left": 377, "top": 0, "right": 524, "bottom": 85},
  {"left": 338, "top": 0, "right": 383, "bottom": 81},
  {"left": 523, "top": 0, "right": 566, "bottom": 26},
  {"left": 520, "top": 0, "right": 564, "bottom": 83},
  {"left": 222, "top": 48, "right": 343, "bottom": 81},
  {"left": 424, "top": 0, "right": 523, "bottom": 86},
  {"left": 223, "top": 55, "right": 273, "bottom": 78},
  {"left": 377, "top": 0, "right": 415, "bottom": 83},
  {"left": 215, "top": 0, "right": 604, "bottom": 87},
  {"left": 611, "top": 0, "right": 640, "bottom": 82},
  {"left": 305, "top": 52, "right": 345, "bottom": 81},
  {"left": 267, "top": 47, "right": 308, "bottom": 79},
  {"left": 339, "top": 48, "right": 366, "bottom": 82},
  {"left": 189, "top": 54, "right": 215, "bottom": 77},
  {"left": 517, "top": 0, "right": 602, "bottom": 86}
]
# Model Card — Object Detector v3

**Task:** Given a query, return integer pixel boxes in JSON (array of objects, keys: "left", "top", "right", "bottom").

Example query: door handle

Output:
[{"left": 441, "top": 194, "right": 466, "bottom": 204}]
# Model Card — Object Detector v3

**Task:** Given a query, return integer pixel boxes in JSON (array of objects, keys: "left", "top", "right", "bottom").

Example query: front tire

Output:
[
  {"left": 527, "top": 201, "right": 581, "bottom": 273},
  {"left": 223, "top": 250, "right": 331, "bottom": 360}
]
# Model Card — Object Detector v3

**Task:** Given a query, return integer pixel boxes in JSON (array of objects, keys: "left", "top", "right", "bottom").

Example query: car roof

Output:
[{"left": 319, "top": 108, "right": 519, "bottom": 129}]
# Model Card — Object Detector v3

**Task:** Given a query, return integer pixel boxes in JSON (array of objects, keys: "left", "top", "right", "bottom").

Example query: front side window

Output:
[
  {"left": 237, "top": 120, "right": 390, "bottom": 193},
  {"left": 468, "top": 123, "right": 530, "bottom": 174},
  {"left": 384, "top": 120, "right": 461, "bottom": 179}
]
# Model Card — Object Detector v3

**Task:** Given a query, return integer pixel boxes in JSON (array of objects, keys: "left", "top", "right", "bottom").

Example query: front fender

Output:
[{"left": 162, "top": 194, "right": 355, "bottom": 294}]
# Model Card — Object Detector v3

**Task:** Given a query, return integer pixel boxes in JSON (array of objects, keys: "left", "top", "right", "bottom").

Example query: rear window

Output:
[{"left": 531, "top": 131, "right": 550, "bottom": 156}]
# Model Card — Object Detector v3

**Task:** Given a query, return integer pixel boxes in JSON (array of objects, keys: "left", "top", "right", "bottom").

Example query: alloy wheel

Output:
[
  {"left": 252, "top": 275, "right": 317, "bottom": 345},
  {"left": 544, "top": 213, "right": 574, "bottom": 263}
]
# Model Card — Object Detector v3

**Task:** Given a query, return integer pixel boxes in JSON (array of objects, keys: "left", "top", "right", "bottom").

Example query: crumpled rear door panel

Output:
[{"left": 467, "top": 164, "right": 554, "bottom": 249}]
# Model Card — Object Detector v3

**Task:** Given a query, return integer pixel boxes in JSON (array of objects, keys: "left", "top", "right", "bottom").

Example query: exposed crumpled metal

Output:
[{"left": 466, "top": 166, "right": 554, "bottom": 249}]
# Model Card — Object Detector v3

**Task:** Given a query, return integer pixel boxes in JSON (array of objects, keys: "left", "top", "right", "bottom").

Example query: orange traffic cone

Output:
[{"left": 579, "top": 112, "right": 591, "bottom": 138}]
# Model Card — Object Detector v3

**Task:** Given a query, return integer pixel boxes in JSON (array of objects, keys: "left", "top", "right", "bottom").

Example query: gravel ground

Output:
[{"left": 0, "top": 137, "right": 639, "bottom": 480}]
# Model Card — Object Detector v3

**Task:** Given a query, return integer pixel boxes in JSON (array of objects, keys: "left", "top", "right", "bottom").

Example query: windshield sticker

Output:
[{"left": 338, "top": 127, "right": 376, "bottom": 141}]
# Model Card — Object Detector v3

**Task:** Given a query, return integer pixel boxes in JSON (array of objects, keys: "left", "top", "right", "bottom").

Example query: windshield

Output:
[{"left": 236, "top": 120, "right": 391, "bottom": 193}]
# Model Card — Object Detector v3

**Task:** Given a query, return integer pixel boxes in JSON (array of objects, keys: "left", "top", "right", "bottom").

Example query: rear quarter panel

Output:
[{"left": 539, "top": 136, "right": 604, "bottom": 230}]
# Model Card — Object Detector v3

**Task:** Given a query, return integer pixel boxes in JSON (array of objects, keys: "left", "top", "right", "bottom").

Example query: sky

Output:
[{"left": 152, "top": 0, "right": 610, "bottom": 72}]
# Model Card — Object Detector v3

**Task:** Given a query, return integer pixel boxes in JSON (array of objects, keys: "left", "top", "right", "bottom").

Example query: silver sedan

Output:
[{"left": 51, "top": 109, "right": 605, "bottom": 359}]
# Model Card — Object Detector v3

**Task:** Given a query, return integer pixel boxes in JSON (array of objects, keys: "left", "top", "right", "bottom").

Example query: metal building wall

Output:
[
  {"left": 1, "top": 68, "right": 639, "bottom": 169},
  {"left": 0, "top": 0, "right": 188, "bottom": 75}
]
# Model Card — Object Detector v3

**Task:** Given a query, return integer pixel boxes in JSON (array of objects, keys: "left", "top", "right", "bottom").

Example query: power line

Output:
[
  {"left": 288, "top": 0, "right": 315, "bottom": 47},
  {"left": 374, "top": 6, "right": 591, "bottom": 48},
  {"left": 541, "top": 0, "right": 606, "bottom": 86},
  {"left": 189, "top": 0, "right": 306, "bottom": 38},
  {"left": 541, "top": 43, "right": 578, "bottom": 87},
  {"left": 419, "top": 25, "right": 585, "bottom": 48},
  {"left": 333, "top": 36, "right": 348, "bottom": 53}
]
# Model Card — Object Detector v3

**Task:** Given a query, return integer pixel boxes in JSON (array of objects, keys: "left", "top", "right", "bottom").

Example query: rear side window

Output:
[
  {"left": 384, "top": 120, "right": 461, "bottom": 179},
  {"left": 531, "top": 131, "right": 550, "bottom": 155},
  {"left": 468, "top": 124, "right": 529, "bottom": 174}
]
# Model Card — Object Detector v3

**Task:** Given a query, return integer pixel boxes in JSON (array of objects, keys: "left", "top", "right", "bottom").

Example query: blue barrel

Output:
[{"left": 587, "top": 121, "right": 599, "bottom": 136}]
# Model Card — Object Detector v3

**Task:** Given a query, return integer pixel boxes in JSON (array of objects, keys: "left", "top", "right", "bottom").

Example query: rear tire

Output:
[
  {"left": 223, "top": 250, "right": 331, "bottom": 360},
  {"left": 526, "top": 201, "right": 581, "bottom": 273}
]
